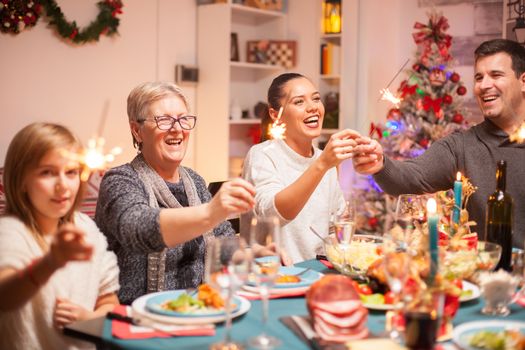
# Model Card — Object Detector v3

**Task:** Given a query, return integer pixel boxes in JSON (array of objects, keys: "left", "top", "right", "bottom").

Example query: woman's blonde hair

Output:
[
  {"left": 3, "top": 122, "right": 86, "bottom": 248},
  {"left": 127, "top": 81, "right": 189, "bottom": 149}
]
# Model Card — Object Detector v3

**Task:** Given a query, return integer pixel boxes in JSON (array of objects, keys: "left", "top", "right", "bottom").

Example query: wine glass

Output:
[
  {"left": 394, "top": 194, "right": 428, "bottom": 229},
  {"left": 332, "top": 197, "right": 357, "bottom": 245},
  {"left": 382, "top": 232, "right": 411, "bottom": 343},
  {"left": 248, "top": 216, "right": 281, "bottom": 349},
  {"left": 205, "top": 236, "right": 250, "bottom": 350}
]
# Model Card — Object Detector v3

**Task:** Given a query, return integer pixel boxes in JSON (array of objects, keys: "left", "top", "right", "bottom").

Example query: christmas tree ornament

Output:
[
  {"left": 387, "top": 108, "right": 402, "bottom": 120},
  {"left": 452, "top": 113, "right": 464, "bottom": 123},
  {"left": 443, "top": 94, "right": 453, "bottom": 104},
  {"left": 429, "top": 68, "right": 446, "bottom": 87},
  {"left": 450, "top": 72, "right": 460, "bottom": 83},
  {"left": 456, "top": 85, "right": 467, "bottom": 96},
  {"left": 416, "top": 87, "right": 425, "bottom": 96}
]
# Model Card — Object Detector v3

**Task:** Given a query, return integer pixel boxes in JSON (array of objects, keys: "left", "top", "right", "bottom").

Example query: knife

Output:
[
  {"left": 290, "top": 316, "right": 348, "bottom": 350},
  {"left": 290, "top": 316, "right": 323, "bottom": 350}
]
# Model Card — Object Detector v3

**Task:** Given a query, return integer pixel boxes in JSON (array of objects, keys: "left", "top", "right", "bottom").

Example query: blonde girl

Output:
[{"left": 0, "top": 122, "right": 119, "bottom": 350}]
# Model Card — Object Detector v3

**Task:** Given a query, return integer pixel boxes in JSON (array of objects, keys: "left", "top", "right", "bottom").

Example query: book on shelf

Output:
[{"left": 320, "top": 42, "right": 340, "bottom": 75}]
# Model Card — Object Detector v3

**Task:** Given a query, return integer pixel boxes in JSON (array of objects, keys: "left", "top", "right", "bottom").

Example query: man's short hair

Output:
[{"left": 475, "top": 39, "right": 525, "bottom": 77}]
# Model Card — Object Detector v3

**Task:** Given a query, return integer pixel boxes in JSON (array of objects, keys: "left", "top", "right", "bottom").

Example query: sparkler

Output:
[
  {"left": 380, "top": 88, "right": 402, "bottom": 107},
  {"left": 509, "top": 121, "right": 525, "bottom": 143},
  {"left": 268, "top": 106, "right": 287, "bottom": 140},
  {"left": 71, "top": 101, "right": 122, "bottom": 181},
  {"left": 378, "top": 58, "right": 410, "bottom": 107}
]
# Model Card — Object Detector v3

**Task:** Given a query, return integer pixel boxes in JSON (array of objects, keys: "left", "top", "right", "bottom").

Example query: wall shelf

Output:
[
  {"left": 229, "top": 119, "right": 261, "bottom": 125},
  {"left": 230, "top": 61, "right": 282, "bottom": 70}
]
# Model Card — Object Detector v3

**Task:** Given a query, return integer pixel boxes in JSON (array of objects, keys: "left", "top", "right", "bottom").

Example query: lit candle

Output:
[
  {"left": 427, "top": 198, "right": 439, "bottom": 284},
  {"left": 452, "top": 172, "right": 462, "bottom": 225}
]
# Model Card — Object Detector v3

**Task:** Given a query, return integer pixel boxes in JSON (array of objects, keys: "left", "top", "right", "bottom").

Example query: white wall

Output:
[
  {"left": 0, "top": 0, "right": 481, "bottom": 171},
  {"left": 0, "top": 0, "right": 198, "bottom": 167}
]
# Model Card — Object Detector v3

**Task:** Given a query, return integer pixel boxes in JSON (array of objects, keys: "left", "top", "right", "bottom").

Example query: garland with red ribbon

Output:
[
  {"left": 41, "top": 0, "right": 123, "bottom": 44},
  {"left": 0, "top": 0, "right": 41, "bottom": 34}
]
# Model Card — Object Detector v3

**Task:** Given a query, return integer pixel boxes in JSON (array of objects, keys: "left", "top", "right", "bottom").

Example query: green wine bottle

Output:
[{"left": 485, "top": 160, "right": 513, "bottom": 271}]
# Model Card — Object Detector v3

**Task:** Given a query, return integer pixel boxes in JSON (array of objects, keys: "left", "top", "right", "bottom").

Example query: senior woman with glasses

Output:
[{"left": 95, "top": 81, "right": 255, "bottom": 304}]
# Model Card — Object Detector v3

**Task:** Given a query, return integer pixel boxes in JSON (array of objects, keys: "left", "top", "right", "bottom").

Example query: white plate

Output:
[
  {"left": 132, "top": 291, "right": 250, "bottom": 325},
  {"left": 363, "top": 281, "right": 480, "bottom": 311},
  {"left": 241, "top": 284, "right": 310, "bottom": 295},
  {"left": 453, "top": 320, "right": 525, "bottom": 350},
  {"left": 243, "top": 266, "right": 323, "bottom": 294},
  {"left": 461, "top": 281, "right": 480, "bottom": 303}
]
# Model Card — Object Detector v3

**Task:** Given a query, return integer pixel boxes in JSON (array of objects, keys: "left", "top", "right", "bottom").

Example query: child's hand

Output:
[
  {"left": 49, "top": 224, "right": 93, "bottom": 269},
  {"left": 53, "top": 297, "right": 93, "bottom": 328}
]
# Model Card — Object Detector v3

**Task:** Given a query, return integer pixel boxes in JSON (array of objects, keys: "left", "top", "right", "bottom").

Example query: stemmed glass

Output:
[
  {"left": 330, "top": 197, "right": 356, "bottom": 274},
  {"left": 248, "top": 216, "right": 281, "bottom": 349},
  {"left": 393, "top": 194, "right": 430, "bottom": 252},
  {"left": 206, "top": 236, "right": 250, "bottom": 350},
  {"left": 382, "top": 232, "right": 411, "bottom": 343}
]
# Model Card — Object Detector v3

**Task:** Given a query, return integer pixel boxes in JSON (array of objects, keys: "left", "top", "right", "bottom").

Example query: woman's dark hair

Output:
[
  {"left": 474, "top": 39, "right": 525, "bottom": 77},
  {"left": 267, "top": 73, "right": 305, "bottom": 110}
]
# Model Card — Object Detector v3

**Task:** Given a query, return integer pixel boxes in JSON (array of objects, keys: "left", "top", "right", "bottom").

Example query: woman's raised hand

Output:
[
  {"left": 352, "top": 136, "right": 384, "bottom": 175},
  {"left": 318, "top": 129, "right": 360, "bottom": 170},
  {"left": 210, "top": 178, "right": 256, "bottom": 218},
  {"left": 49, "top": 224, "right": 94, "bottom": 269}
]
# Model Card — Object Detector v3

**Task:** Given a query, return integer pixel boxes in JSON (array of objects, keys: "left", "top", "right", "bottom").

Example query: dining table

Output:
[{"left": 63, "top": 259, "right": 525, "bottom": 350}]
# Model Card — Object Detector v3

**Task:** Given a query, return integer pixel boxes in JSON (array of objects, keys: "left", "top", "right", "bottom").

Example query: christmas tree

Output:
[{"left": 356, "top": 10, "right": 469, "bottom": 234}]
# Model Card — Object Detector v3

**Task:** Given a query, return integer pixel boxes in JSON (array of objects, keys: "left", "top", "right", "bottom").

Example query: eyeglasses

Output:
[{"left": 140, "top": 115, "right": 197, "bottom": 130}]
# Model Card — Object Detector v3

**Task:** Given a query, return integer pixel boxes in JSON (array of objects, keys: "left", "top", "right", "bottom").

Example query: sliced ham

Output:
[{"left": 312, "top": 306, "right": 367, "bottom": 328}]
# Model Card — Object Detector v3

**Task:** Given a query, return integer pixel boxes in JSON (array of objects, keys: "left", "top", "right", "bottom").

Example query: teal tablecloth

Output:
[{"left": 102, "top": 260, "right": 525, "bottom": 350}]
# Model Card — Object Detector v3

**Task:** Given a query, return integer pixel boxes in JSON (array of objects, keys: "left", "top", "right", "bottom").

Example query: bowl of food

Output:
[
  {"left": 324, "top": 234, "right": 383, "bottom": 279},
  {"left": 476, "top": 241, "right": 502, "bottom": 272}
]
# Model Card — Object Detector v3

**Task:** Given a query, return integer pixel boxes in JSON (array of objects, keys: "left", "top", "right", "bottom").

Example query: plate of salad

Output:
[
  {"left": 453, "top": 320, "right": 525, "bottom": 350},
  {"left": 357, "top": 280, "right": 480, "bottom": 311},
  {"left": 145, "top": 285, "right": 241, "bottom": 317}
]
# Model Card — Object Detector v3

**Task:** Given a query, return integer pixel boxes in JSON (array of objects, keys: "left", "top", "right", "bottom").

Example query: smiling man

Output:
[{"left": 352, "top": 39, "right": 525, "bottom": 249}]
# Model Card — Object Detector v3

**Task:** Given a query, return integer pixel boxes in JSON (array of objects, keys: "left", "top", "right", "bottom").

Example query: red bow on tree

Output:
[
  {"left": 399, "top": 82, "right": 418, "bottom": 98},
  {"left": 422, "top": 95, "right": 443, "bottom": 115},
  {"left": 412, "top": 12, "right": 452, "bottom": 62},
  {"left": 369, "top": 122, "right": 383, "bottom": 139}
]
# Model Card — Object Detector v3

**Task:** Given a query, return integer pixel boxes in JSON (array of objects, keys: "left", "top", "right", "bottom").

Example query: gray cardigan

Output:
[
  {"left": 95, "top": 164, "right": 234, "bottom": 304},
  {"left": 374, "top": 119, "right": 525, "bottom": 249}
]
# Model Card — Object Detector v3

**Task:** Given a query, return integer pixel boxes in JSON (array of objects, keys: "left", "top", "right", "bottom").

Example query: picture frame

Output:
[
  {"left": 246, "top": 40, "right": 296, "bottom": 68},
  {"left": 230, "top": 33, "right": 240, "bottom": 62}
]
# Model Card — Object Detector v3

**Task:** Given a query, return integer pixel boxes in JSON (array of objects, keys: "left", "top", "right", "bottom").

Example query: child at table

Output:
[{"left": 0, "top": 123, "right": 120, "bottom": 350}]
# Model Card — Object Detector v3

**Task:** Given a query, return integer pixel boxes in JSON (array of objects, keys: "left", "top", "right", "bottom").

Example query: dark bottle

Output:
[{"left": 485, "top": 160, "right": 513, "bottom": 271}]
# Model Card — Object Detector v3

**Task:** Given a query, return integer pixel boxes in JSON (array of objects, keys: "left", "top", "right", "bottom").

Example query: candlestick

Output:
[
  {"left": 427, "top": 198, "right": 439, "bottom": 284},
  {"left": 452, "top": 172, "right": 462, "bottom": 225}
]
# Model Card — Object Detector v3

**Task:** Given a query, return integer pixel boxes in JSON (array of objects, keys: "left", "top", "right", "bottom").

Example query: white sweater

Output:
[
  {"left": 0, "top": 212, "right": 120, "bottom": 350},
  {"left": 241, "top": 139, "right": 344, "bottom": 263}
]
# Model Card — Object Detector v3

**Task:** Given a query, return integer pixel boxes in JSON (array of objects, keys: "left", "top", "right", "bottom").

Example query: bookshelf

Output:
[{"left": 196, "top": 2, "right": 286, "bottom": 182}]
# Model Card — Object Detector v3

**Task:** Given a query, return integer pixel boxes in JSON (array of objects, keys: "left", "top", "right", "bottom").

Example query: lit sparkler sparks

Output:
[
  {"left": 81, "top": 136, "right": 122, "bottom": 181},
  {"left": 509, "top": 121, "right": 525, "bottom": 143},
  {"left": 380, "top": 88, "right": 402, "bottom": 107},
  {"left": 268, "top": 105, "right": 287, "bottom": 140}
]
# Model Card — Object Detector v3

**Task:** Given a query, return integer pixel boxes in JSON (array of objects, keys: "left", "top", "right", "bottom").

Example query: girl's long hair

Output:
[{"left": 3, "top": 122, "right": 86, "bottom": 249}]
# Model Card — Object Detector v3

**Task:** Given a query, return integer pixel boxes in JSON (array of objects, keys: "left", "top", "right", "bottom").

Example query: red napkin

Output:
[
  {"left": 237, "top": 287, "right": 308, "bottom": 300},
  {"left": 319, "top": 259, "right": 334, "bottom": 269},
  {"left": 111, "top": 305, "right": 215, "bottom": 339},
  {"left": 517, "top": 294, "right": 525, "bottom": 308}
]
